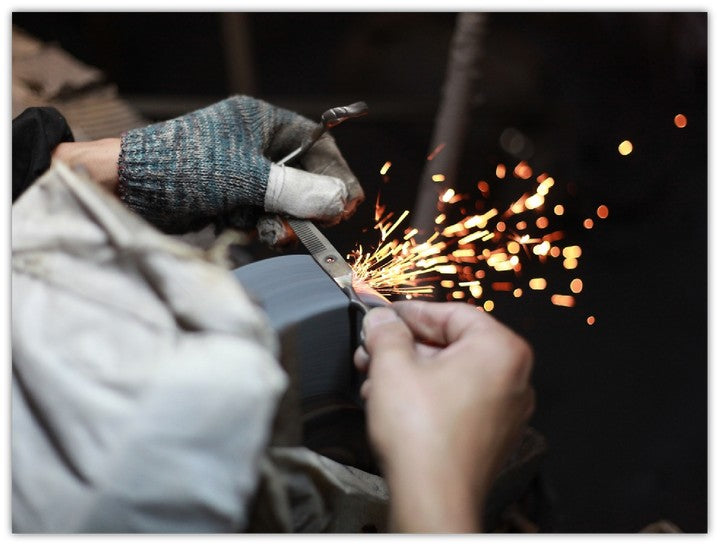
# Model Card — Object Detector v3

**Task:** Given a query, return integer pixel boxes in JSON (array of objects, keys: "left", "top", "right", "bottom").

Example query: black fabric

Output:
[{"left": 12, "top": 107, "right": 74, "bottom": 202}]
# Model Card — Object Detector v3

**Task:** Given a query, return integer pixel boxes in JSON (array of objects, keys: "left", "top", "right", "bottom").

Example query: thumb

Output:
[
  {"left": 265, "top": 164, "right": 347, "bottom": 222},
  {"left": 362, "top": 307, "right": 416, "bottom": 378}
]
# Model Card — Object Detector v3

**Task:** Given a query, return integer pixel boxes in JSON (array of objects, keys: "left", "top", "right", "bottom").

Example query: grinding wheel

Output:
[{"left": 233, "top": 254, "right": 384, "bottom": 472}]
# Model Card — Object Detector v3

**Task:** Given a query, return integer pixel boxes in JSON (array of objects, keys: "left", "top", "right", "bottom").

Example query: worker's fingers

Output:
[
  {"left": 354, "top": 344, "right": 370, "bottom": 372},
  {"left": 360, "top": 378, "right": 371, "bottom": 399},
  {"left": 265, "top": 164, "right": 348, "bottom": 222},
  {"left": 300, "top": 135, "right": 364, "bottom": 219},
  {"left": 256, "top": 214, "right": 295, "bottom": 247},
  {"left": 265, "top": 112, "right": 316, "bottom": 158},
  {"left": 391, "top": 300, "right": 496, "bottom": 347},
  {"left": 361, "top": 307, "right": 416, "bottom": 378},
  {"left": 354, "top": 338, "right": 441, "bottom": 374}
]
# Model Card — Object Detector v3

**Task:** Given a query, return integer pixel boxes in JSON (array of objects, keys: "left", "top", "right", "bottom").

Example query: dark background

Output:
[{"left": 12, "top": 12, "right": 708, "bottom": 533}]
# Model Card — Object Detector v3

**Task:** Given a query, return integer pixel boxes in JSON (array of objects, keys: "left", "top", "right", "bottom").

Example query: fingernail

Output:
[{"left": 363, "top": 307, "right": 400, "bottom": 329}]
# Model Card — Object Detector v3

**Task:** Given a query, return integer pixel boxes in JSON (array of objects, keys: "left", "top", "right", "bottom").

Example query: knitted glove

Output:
[{"left": 118, "top": 96, "right": 363, "bottom": 243}]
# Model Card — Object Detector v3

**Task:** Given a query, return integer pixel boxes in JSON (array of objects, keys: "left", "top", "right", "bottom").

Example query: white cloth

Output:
[{"left": 11, "top": 162, "right": 287, "bottom": 532}]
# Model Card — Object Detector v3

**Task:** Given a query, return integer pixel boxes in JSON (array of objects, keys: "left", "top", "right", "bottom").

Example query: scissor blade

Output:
[{"left": 287, "top": 218, "right": 354, "bottom": 288}]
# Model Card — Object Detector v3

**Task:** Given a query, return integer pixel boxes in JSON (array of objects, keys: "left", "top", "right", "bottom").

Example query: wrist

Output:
[
  {"left": 384, "top": 454, "right": 482, "bottom": 533},
  {"left": 52, "top": 138, "right": 120, "bottom": 192}
]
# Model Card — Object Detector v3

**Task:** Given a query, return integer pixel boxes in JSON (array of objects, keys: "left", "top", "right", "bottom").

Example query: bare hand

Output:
[{"left": 354, "top": 301, "right": 535, "bottom": 532}]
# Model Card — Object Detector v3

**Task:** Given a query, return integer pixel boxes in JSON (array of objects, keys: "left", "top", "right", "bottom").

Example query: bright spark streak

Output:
[
  {"left": 348, "top": 159, "right": 586, "bottom": 319},
  {"left": 551, "top": 294, "right": 575, "bottom": 307}
]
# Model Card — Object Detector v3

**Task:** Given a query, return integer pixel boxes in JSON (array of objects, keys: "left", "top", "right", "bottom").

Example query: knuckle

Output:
[
  {"left": 365, "top": 321, "right": 411, "bottom": 351},
  {"left": 490, "top": 333, "right": 534, "bottom": 387}
]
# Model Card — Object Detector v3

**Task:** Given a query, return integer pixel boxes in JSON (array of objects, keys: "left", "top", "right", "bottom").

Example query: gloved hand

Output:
[{"left": 118, "top": 95, "right": 364, "bottom": 245}]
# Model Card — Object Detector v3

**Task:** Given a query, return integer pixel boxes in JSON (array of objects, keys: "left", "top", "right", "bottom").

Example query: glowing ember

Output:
[
  {"left": 441, "top": 188, "right": 456, "bottom": 202},
  {"left": 551, "top": 294, "right": 575, "bottom": 307},
  {"left": 554, "top": 204, "right": 565, "bottom": 215},
  {"left": 583, "top": 218, "right": 594, "bottom": 229},
  {"left": 596, "top": 205, "right": 609, "bottom": 219},
  {"left": 483, "top": 300, "right": 495, "bottom": 312},
  {"left": 427, "top": 143, "right": 446, "bottom": 161},
  {"left": 532, "top": 241, "right": 551, "bottom": 256},
  {"left": 432, "top": 174, "right": 446, "bottom": 182},
  {"left": 529, "top": 278, "right": 547, "bottom": 290},
  {"left": 587, "top": 315, "right": 596, "bottom": 325},
  {"left": 570, "top": 278, "right": 583, "bottom": 293},
  {"left": 674, "top": 114, "right": 687, "bottom": 128},
  {"left": 477, "top": 180, "right": 490, "bottom": 196},
  {"left": 563, "top": 245, "right": 582, "bottom": 258},
  {"left": 379, "top": 161, "right": 392, "bottom": 175},
  {"left": 514, "top": 161, "right": 533, "bottom": 179},
  {"left": 496, "top": 163, "right": 506, "bottom": 178},
  {"left": 618, "top": 140, "right": 633, "bottom": 155}
]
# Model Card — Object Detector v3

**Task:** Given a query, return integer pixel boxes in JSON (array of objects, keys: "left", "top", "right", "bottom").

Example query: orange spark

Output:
[
  {"left": 380, "top": 161, "right": 392, "bottom": 175},
  {"left": 597, "top": 205, "right": 609, "bottom": 219},
  {"left": 427, "top": 143, "right": 446, "bottom": 160},
  {"left": 563, "top": 245, "right": 582, "bottom": 258},
  {"left": 432, "top": 174, "right": 446, "bottom": 183},
  {"left": 491, "top": 282, "right": 514, "bottom": 292},
  {"left": 441, "top": 188, "right": 456, "bottom": 202},
  {"left": 583, "top": 218, "right": 594, "bottom": 229},
  {"left": 587, "top": 315, "right": 596, "bottom": 325},
  {"left": 514, "top": 161, "right": 533, "bottom": 179},
  {"left": 570, "top": 278, "right": 583, "bottom": 293},
  {"left": 551, "top": 294, "right": 575, "bottom": 307},
  {"left": 618, "top": 140, "right": 633, "bottom": 155},
  {"left": 674, "top": 114, "right": 687, "bottom": 128},
  {"left": 496, "top": 163, "right": 506, "bottom": 179}
]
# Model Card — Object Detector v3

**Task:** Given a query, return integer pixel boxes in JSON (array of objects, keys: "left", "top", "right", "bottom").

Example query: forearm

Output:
[
  {"left": 385, "top": 457, "right": 482, "bottom": 533},
  {"left": 52, "top": 138, "right": 121, "bottom": 193}
]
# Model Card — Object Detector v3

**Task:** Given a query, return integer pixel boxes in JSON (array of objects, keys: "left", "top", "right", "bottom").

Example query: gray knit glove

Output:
[{"left": 118, "top": 95, "right": 364, "bottom": 244}]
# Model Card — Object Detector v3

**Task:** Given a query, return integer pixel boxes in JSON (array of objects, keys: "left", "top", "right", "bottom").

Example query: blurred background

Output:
[{"left": 11, "top": 12, "right": 707, "bottom": 533}]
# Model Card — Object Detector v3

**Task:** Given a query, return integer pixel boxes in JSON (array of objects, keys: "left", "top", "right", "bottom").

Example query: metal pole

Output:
[{"left": 411, "top": 13, "right": 486, "bottom": 234}]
